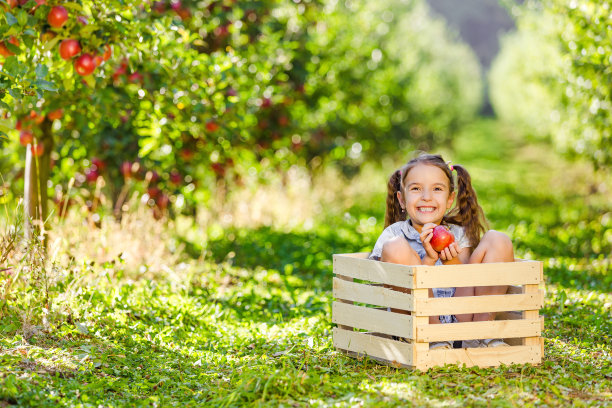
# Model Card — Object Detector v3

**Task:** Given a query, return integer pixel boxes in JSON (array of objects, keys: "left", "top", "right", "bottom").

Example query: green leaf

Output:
[
  {"left": 35, "top": 64, "right": 48, "bottom": 80},
  {"left": 4, "top": 12, "right": 18, "bottom": 26},
  {"left": 61, "top": 2, "right": 84, "bottom": 12},
  {"left": 2, "top": 56, "right": 25, "bottom": 78},
  {"left": 42, "top": 36, "right": 60, "bottom": 53},
  {"left": 82, "top": 75, "right": 96, "bottom": 88},
  {"left": 34, "top": 79, "right": 58, "bottom": 92},
  {"left": 16, "top": 9, "right": 28, "bottom": 27},
  {"left": 4, "top": 41, "right": 20, "bottom": 55}
]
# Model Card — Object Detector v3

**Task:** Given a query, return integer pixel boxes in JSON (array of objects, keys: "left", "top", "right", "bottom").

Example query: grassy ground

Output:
[{"left": 1, "top": 119, "right": 611, "bottom": 407}]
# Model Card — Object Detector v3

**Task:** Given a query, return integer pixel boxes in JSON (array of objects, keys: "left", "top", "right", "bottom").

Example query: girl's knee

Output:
[
  {"left": 482, "top": 230, "right": 513, "bottom": 254},
  {"left": 381, "top": 237, "right": 420, "bottom": 265}
]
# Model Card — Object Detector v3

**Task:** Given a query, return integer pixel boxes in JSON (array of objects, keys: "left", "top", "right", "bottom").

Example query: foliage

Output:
[
  {"left": 490, "top": 0, "right": 612, "bottom": 168},
  {"left": 0, "top": 119, "right": 611, "bottom": 406},
  {"left": 0, "top": 0, "right": 483, "bottom": 222}
]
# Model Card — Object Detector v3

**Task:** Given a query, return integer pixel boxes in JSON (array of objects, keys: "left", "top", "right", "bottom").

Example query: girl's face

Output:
[{"left": 398, "top": 163, "right": 455, "bottom": 232}]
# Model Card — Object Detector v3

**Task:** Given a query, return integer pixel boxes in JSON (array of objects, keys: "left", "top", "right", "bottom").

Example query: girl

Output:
[{"left": 369, "top": 153, "right": 515, "bottom": 350}]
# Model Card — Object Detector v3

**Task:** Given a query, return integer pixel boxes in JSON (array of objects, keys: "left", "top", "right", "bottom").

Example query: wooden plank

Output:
[
  {"left": 417, "top": 345, "right": 542, "bottom": 370},
  {"left": 333, "top": 277, "right": 414, "bottom": 311},
  {"left": 523, "top": 284, "right": 541, "bottom": 348},
  {"left": 412, "top": 288, "right": 430, "bottom": 368},
  {"left": 333, "top": 327, "right": 413, "bottom": 367},
  {"left": 332, "top": 302, "right": 413, "bottom": 338},
  {"left": 340, "top": 350, "right": 412, "bottom": 369},
  {"left": 335, "top": 252, "right": 370, "bottom": 259},
  {"left": 413, "top": 261, "right": 543, "bottom": 288},
  {"left": 416, "top": 319, "right": 541, "bottom": 342},
  {"left": 414, "top": 292, "right": 544, "bottom": 316},
  {"left": 333, "top": 254, "right": 414, "bottom": 289},
  {"left": 335, "top": 274, "right": 354, "bottom": 331}
]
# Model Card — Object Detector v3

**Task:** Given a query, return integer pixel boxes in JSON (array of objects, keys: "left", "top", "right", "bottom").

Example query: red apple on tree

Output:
[
  {"left": 48, "top": 6, "right": 69, "bottom": 28},
  {"left": 47, "top": 109, "right": 63, "bottom": 121},
  {"left": 59, "top": 39, "right": 81, "bottom": 60},
  {"left": 156, "top": 194, "right": 169, "bottom": 210},
  {"left": 169, "top": 170, "right": 182, "bottom": 184},
  {"left": 85, "top": 168, "right": 99, "bottom": 183},
  {"left": 19, "top": 130, "right": 33, "bottom": 146},
  {"left": 0, "top": 37, "right": 19, "bottom": 57},
  {"left": 102, "top": 44, "right": 112, "bottom": 61},
  {"left": 91, "top": 157, "right": 106, "bottom": 170},
  {"left": 206, "top": 121, "right": 219, "bottom": 132},
  {"left": 430, "top": 225, "right": 455, "bottom": 252},
  {"left": 121, "top": 161, "right": 132, "bottom": 179},
  {"left": 30, "top": 143, "right": 44, "bottom": 157},
  {"left": 0, "top": 42, "right": 12, "bottom": 57},
  {"left": 74, "top": 54, "right": 96, "bottom": 76}
]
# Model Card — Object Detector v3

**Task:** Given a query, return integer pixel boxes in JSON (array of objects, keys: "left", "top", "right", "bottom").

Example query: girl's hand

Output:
[
  {"left": 439, "top": 242, "right": 460, "bottom": 263},
  {"left": 420, "top": 223, "right": 439, "bottom": 265}
]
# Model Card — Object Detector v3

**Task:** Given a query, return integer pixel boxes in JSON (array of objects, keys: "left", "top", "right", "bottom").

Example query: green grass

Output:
[{"left": 1, "top": 119, "right": 611, "bottom": 406}]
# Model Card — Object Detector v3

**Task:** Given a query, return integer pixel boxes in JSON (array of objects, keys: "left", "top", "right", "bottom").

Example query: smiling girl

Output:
[{"left": 369, "top": 153, "right": 515, "bottom": 349}]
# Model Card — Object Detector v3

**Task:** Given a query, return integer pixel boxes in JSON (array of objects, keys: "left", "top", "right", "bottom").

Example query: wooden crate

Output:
[{"left": 332, "top": 252, "right": 544, "bottom": 370}]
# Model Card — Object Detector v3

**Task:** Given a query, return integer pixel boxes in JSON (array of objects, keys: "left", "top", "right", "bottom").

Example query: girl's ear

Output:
[
  {"left": 446, "top": 191, "right": 456, "bottom": 210},
  {"left": 396, "top": 190, "right": 405, "bottom": 210}
]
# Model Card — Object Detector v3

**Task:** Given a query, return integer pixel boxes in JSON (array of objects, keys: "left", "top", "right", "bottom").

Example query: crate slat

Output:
[
  {"left": 523, "top": 284, "right": 542, "bottom": 354},
  {"left": 416, "top": 319, "right": 541, "bottom": 342},
  {"left": 332, "top": 302, "right": 413, "bottom": 338},
  {"left": 413, "top": 261, "right": 543, "bottom": 288},
  {"left": 332, "top": 277, "right": 414, "bottom": 311},
  {"left": 335, "top": 252, "right": 370, "bottom": 259},
  {"left": 414, "top": 292, "right": 544, "bottom": 316},
  {"left": 333, "top": 327, "right": 414, "bottom": 366},
  {"left": 417, "top": 345, "right": 542, "bottom": 370},
  {"left": 333, "top": 254, "right": 414, "bottom": 289}
]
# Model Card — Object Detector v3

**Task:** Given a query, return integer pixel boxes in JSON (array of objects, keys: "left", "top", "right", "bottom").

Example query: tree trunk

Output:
[{"left": 24, "top": 119, "right": 54, "bottom": 248}]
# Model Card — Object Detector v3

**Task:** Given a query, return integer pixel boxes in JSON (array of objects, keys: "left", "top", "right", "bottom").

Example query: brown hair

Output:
[{"left": 384, "top": 153, "right": 488, "bottom": 247}]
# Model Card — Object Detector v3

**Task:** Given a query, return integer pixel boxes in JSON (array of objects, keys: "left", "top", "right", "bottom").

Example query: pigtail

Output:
[
  {"left": 445, "top": 165, "right": 488, "bottom": 247},
  {"left": 384, "top": 169, "right": 406, "bottom": 228}
]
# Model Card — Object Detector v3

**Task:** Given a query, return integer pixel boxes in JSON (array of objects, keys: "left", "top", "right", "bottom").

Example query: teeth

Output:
[{"left": 418, "top": 207, "right": 435, "bottom": 212}]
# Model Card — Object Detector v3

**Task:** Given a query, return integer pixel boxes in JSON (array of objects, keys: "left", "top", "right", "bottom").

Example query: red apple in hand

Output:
[{"left": 430, "top": 225, "right": 455, "bottom": 252}]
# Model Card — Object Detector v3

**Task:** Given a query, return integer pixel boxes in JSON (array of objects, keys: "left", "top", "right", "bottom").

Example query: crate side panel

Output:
[
  {"left": 418, "top": 345, "right": 542, "bottom": 370},
  {"left": 416, "top": 319, "right": 541, "bottom": 342},
  {"left": 414, "top": 292, "right": 543, "bottom": 316},
  {"left": 335, "top": 252, "right": 370, "bottom": 259},
  {"left": 333, "top": 254, "right": 414, "bottom": 289},
  {"left": 333, "top": 277, "right": 414, "bottom": 311},
  {"left": 413, "top": 261, "right": 543, "bottom": 288},
  {"left": 332, "top": 302, "right": 413, "bottom": 338},
  {"left": 333, "top": 327, "right": 414, "bottom": 367}
]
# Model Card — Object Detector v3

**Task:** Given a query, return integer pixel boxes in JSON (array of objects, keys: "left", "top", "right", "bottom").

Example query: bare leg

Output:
[
  {"left": 468, "top": 230, "right": 514, "bottom": 322},
  {"left": 453, "top": 286, "right": 475, "bottom": 322}
]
